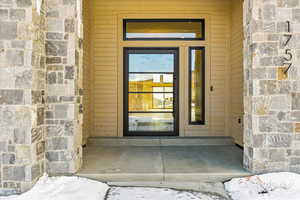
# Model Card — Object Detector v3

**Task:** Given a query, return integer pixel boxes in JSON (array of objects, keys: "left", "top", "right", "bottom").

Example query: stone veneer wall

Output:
[
  {"left": 243, "top": 0, "right": 300, "bottom": 173},
  {"left": 0, "top": 0, "right": 83, "bottom": 194},
  {"left": 0, "top": 0, "right": 46, "bottom": 195},
  {"left": 44, "top": 0, "right": 83, "bottom": 175}
]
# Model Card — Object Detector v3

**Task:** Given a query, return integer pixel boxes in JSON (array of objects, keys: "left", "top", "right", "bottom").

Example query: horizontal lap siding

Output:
[
  {"left": 83, "top": 0, "right": 91, "bottom": 144},
  {"left": 230, "top": 0, "right": 244, "bottom": 145},
  {"left": 209, "top": 15, "right": 230, "bottom": 136},
  {"left": 91, "top": 6, "right": 117, "bottom": 136},
  {"left": 89, "top": 0, "right": 231, "bottom": 137}
]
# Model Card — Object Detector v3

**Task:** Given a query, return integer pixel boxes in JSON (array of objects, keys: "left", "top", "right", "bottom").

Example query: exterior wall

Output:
[
  {"left": 0, "top": 0, "right": 46, "bottom": 194},
  {"left": 0, "top": 0, "right": 84, "bottom": 194},
  {"left": 243, "top": 0, "right": 300, "bottom": 173},
  {"left": 230, "top": 0, "right": 244, "bottom": 145},
  {"left": 88, "top": 0, "right": 232, "bottom": 137},
  {"left": 44, "top": 0, "right": 83, "bottom": 175},
  {"left": 82, "top": 0, "right": 91, "bottom": 145}
]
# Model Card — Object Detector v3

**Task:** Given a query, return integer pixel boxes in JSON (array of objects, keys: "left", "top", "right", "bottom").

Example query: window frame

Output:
[
  {"left": 188, "top": 46, "right": 206, "bottom": 125},
  {"left": 123, "top": 47, "right": 180, "bottom": 136},
  {"left": 123, "top": 19, "right": 205, "bottom": 41}
]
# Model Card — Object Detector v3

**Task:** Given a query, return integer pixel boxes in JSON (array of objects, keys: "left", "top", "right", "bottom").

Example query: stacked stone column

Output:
[
  {"left": 0, "top": 0, "right": 46, "bottom": 194},
  {"left": 44, "top": 0, "right": 83, "bottom": 175},
  {"left": 0, "top": 0, "right": 83, "bottom": 194},
  {"left": 244, "top": 0, "right": 300, "bottom": 173}
]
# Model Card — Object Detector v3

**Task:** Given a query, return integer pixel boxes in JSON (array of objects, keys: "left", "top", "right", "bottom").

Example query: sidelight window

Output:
[{"left": 189, "top": 47, "right": 205, "bottom": 125}]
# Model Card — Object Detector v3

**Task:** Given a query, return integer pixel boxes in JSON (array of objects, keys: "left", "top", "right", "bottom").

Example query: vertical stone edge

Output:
[
  {"left": 0, "top": 0, "right": 47, "bottom": 194},
  {"left": 44, "top": 0, "right": 83, "bottom": 175}
]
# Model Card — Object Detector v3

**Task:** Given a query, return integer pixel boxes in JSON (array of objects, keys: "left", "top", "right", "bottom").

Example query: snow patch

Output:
[
  {"left": 106, "top": 187, "right": 224, "bottom": 200},
  {"left": 0, "top": 174, "right": 109, "bottom": 200},
  {"left": 225, "top": 172, "right": 300, "bottom": 200}
]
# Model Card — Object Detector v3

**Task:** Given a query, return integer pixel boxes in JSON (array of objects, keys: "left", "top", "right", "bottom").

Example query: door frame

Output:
[
  {"left": 117, "top": 13, "right": 211, "bottom": 137},
  {"left": 123, "top": 47, "right": 180, "bottom": 136}
]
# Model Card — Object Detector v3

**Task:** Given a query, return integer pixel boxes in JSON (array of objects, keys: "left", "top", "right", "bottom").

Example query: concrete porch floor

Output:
[{"left": 77, "top": 137, "right": 251, "bottom": 183}]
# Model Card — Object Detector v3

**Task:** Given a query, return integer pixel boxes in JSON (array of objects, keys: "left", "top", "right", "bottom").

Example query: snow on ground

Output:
[
  {"left": 0, "top": 174, "right": 109, "bottom": 200},
  {"left": 0, "top": 174, "right": 225, "bottom": 200},
  {"left": 106, "top": 187, "right": 226, "bottom": 200},
  {"left": 224, "top": 172, "right": 300, "bottom": 200},
  {"left": 2, "top": 172, "right": 300, "bottom": 200}
]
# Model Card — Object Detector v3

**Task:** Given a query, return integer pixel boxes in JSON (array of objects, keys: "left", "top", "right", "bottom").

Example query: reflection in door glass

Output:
[
  {"left": 129, "top": 74, "right": 173, "bottom": 92},
  {"left": 126, "top": 49, "right": 177, "bottom": 134},
  {"left": 124, "top": 19, "right": 205, "bottom": 40},
  {"left": 190, "top": 47, "right": 205, "bottom": 124},
  {"left": 129, "top": 113, "right": 174, "bottom": 131},
  {"left": 128, "top": 93, "right": 173, "bottom": 111},
  {"left": 129, "top": 54, "right": 174, "bottom": 72},
  {"left": 153, "top": 87, "right": 173, "bottom": 109}
]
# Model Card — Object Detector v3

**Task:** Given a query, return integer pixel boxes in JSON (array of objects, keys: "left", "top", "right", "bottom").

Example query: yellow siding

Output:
[
  {"left": 230, "top": 0, "right": 244, "bottom": 145},
  {"left": 87, "top": 0, "right": 234, "bottom": 137},
  {"left": 210, "top": 14, "right": 231, "bottom": 136},
  {"left": 83, "top": 0, "right": 92, "bottom": 144}
]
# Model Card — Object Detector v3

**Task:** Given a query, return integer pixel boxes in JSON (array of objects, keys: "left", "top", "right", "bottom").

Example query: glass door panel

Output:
[
  {"left": 189, "top": 47, "right": 205, "bottom": 124},
  {"left": 128, "top": 74, "right": 173, "bottom": 92},
  {"left": 128, "top": 93, "right": 173, "bottom": 111},
  {"left": 128, "top": 113, "right": 174, "bottom": 132},
  {"left": 128, "top": 54, "right": 174, "bottom": 72},
  {"left": 124, "top": 48, "right": 179, "bottom": 136}
]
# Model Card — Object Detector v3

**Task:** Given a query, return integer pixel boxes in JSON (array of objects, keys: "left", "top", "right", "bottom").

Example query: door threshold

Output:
[{"left": 87, "top": 136, "right": 234, "bottom": 146}]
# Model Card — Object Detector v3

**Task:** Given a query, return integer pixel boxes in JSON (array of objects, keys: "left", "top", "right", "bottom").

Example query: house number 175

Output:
[{"left": 283, "top": 21, "right": 293, "bottom": 74}]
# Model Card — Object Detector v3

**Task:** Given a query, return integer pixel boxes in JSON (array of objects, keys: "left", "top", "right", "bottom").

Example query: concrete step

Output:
[
  {"left": 77, "top": 144, "right": 250, "bottom": 184},
  {"left": 77, "top": 171, "right": 250, "bottom": 183},
  {"left": 87, "top": 136, "right": 234, "bottom": 146}
]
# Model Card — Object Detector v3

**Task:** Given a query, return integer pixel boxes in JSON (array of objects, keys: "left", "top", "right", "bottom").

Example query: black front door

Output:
[{"left": 124, "top": 47, "right": 179, "bottom": 136}]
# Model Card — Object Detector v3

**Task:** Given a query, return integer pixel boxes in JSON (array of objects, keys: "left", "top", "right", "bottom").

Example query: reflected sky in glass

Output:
[
  {"left": 127, "top": 33, "right": 196, "bottom": 38},
  {"left": 191, "top": 50, "right": 196, "bottom": 71},
  {"left": 191, "top": 49, "right": 204, "bottom": 71},
  {"left": 129, "top": 54, "right": 174, "bottom": 72}
]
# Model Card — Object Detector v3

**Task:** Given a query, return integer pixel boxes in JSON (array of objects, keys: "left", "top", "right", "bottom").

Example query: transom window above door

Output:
[{"left": 123, "top": 19, "right": 205, "bottom": 40}]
